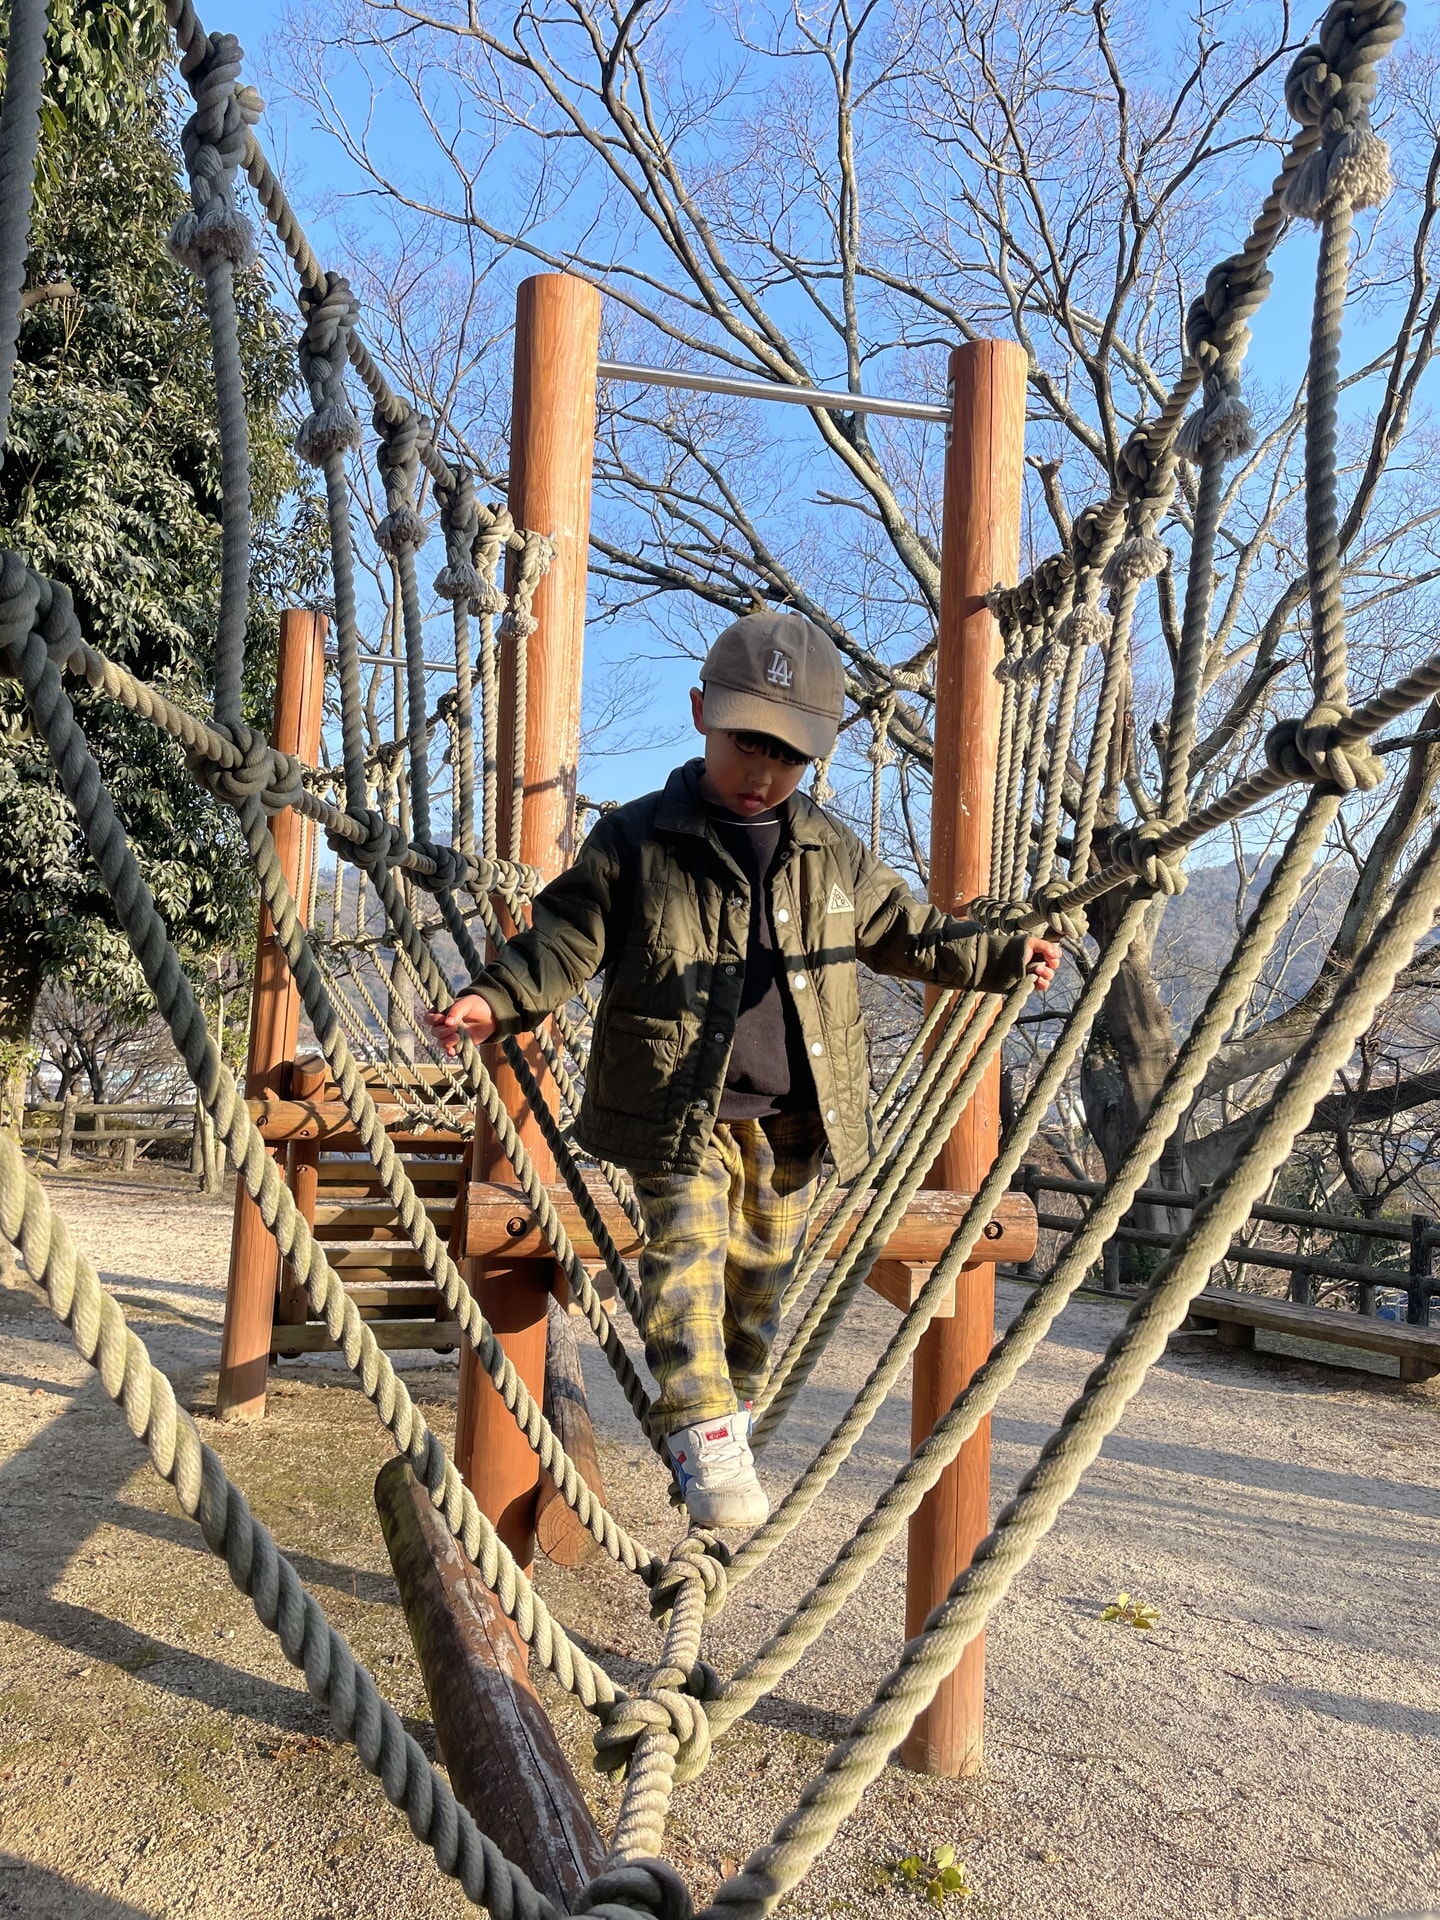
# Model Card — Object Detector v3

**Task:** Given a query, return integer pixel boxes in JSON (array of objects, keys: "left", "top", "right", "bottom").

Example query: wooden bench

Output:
[
  {"left": 1187, "top": 1285, "right": 1440, "bottom": 1383},
  {"left": 465, "top": 1174, "right": 1037, "bottom": 1320}
]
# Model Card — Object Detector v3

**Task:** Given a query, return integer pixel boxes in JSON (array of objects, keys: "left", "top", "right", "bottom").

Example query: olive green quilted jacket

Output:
[{"left": 466, "top": 761, "right": 1025, "bottom": 1180}]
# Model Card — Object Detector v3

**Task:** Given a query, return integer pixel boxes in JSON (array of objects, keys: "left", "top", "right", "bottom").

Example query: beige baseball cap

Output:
[{"left": 699, "top": 613, "right": 844, "bottom": 761}]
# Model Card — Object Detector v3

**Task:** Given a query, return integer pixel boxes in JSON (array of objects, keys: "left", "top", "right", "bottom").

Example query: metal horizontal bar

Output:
[
  {"left": 325, "top": 650, "right": 459, "bottom": 673},
  {"left": 598, "top": 359, "right": 951, "bottom": 424}
]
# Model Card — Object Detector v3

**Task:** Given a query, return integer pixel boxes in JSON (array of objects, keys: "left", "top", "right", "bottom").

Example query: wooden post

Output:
[
  {"left": 277, "top": 1053, "right": 326, "bottom": 1338},
  {"left": 901, "top": 338, "right": 1026, "bottom": 1778},
  {"left": 455, "top": 273, "right": 601, "bottom": 1573},
  {"left": 55, "top": 1087, "right": 77, "bottom": 1171},
  {"left": 535, "top": 1295, "right": 606, "bottom": 1569},
  {"left": 216, "top": 609, "right": 328, "bottom": 1420}
]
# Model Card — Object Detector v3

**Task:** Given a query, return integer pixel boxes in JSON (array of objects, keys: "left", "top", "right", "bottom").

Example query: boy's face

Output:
[{"left": 690, "top": 687, "right": 811, "bottom": 816}]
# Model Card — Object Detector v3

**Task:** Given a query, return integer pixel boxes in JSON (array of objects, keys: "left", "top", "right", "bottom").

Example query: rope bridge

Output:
[{"left": 0, "top": 0, "right": 1427, "bottom": 1913}]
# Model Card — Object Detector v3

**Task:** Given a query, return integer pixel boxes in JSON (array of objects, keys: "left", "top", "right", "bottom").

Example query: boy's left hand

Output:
[{"left": 1022, "top": 938, "right": 1062, "bottom": 992}]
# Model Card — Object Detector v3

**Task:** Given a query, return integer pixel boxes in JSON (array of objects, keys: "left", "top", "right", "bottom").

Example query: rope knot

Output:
[
  {"left": 374, "top": 406, "right": 432, "bottom": 554},
  {"left": 168, "top": 32, "right": 257, "bottom": 273},
  {"left": 329, "top": 807, "right": 407, "bottom": 873},
  {"left": 408, "top": 840, "right": 472, "bottom": 895},
  {"left": 648, "top": 1533, "right": 730, "bottom": 1623},
  {"left": 1283, "top": 3, "right": 1403, "bottom": 219},
  {"left": 1265, "top": 702, "right": 1385, "bottom": 792},
  {"left": 1029, "top": 880, "right": 1088, "bottom": 943},
  {"left": 592, "top": 1689, "right": 712, "bottom": 1785},
  {"left": 188, "top": 723, "right": 303, "bottom": 815},
  {"left": 573, "top": 1859, "right": 696, "bottom": 1920},
  {"left": 1109, "top": 819, "right": 1187, "bottom": 898},
  {"left": 433, "top": 466, "right": 486, "bottom": 605},
  {"left": 296, "top": 275, "right": 362, "bottom": 466},
  {"left": 1102, "top": 534, "right": 1168, "bottom": 589},
  {"left": 965, "top": 895, "right": 1029, "bottom": 936},
  {"left": 1056, "top": 601, "right": 1110, "bottom": 650}
]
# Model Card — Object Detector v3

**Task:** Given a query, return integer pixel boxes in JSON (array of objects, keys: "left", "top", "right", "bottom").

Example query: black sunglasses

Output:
[{"left": 730, "top": 729, "right": 811, "bottom": 769}]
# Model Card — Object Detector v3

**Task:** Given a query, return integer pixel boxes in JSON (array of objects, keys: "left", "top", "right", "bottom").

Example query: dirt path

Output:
[{"left": 1, "top": 1174, "right": 1437, "bottom": 1920}]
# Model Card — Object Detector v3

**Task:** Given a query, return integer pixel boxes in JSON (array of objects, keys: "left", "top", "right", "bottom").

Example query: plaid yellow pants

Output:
[{"left": 630, "top": 1110, "right": 826, "bottom": 1433}]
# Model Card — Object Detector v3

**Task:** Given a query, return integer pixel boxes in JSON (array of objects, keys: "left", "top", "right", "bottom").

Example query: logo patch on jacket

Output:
[{"left": 826, "top": 882, "right": 853, "bottom": 915}]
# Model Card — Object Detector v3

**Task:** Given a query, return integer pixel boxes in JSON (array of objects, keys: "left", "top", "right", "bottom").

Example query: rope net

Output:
[{"left": 0, "top": 0, "right": 1427, "bottom": 1914}]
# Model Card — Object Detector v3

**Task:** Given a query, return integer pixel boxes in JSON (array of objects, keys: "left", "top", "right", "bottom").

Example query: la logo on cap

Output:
[{"left": 766, "top": 649, "right": 794, "bottom": 689}]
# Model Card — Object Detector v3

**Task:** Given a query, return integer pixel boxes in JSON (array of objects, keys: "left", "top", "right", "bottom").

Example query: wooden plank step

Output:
[
  {"left": 314, "top": 1200, "right": 456, "bottom": 1240},
  {"left": 324, "top": 1245, "right": 433, "bottom": 1273},
  {"left": 272, "top": 1320, "right": 461, "bottom": 1354},
  {"left": 314, "top": 1158, "right": 465, "bottom": 1193},
  {"left": 1189, "top": 1286, "right": 1440, "bottom": 1381}
]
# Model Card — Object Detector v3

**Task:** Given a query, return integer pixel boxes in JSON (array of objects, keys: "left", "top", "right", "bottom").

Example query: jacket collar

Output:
[{"left": 655, "top": 759, "right": 841, "bottom": 851}]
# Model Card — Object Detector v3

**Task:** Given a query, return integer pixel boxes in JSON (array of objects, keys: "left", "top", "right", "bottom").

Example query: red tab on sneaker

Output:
[{"left": 703, "top": 1426, "right": 729, "bottom": 1442}]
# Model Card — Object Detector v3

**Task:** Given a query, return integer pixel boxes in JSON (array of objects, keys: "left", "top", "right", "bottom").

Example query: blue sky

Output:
[{"left": 218, "top": 0, "right": 1428, "bottom": 825}]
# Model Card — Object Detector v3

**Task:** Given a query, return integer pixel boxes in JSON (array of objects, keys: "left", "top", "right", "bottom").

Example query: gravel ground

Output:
[{"left": 1, "top": 1172, "right": 1437, "bottom": 1920}]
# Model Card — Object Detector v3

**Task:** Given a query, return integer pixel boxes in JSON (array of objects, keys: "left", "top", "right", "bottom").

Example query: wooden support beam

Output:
[
  {"left": 464, "top": 1175, "right": 1036, "bottom": 1268},
  {"left": 535, "top": 1296, "right": 606, "bottom": 1568},
  {"left": 457, "top": 272, "right": 601, "bottom": 1575},
  {"left": 217, "top": 609, "right": 327, "bottom": 1420},
  {"left": 247, "top": 1095, "right": 469, "bottom": 1143},
  {"left": 902, "top": 338, "right": 1027, "bottom": 1778},
  {"left": 374, "top": 1458, "right": 606, "bottom": 1908},
  {"left": 277, "top": 1055, "right": 325, "bottom": 1330}
]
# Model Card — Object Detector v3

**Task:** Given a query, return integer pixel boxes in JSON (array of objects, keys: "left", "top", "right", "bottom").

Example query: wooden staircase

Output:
[{"left": 262, "top": 1060, "right": 471, "bottom": 1357}]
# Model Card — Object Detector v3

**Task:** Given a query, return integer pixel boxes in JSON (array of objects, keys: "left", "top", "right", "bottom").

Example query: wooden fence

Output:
[
  {"left": 22, "top": 1095, "right": 210, "bottom": 1180},
  {"left": 1010, "top": 1167, "right": 1438, "bottom": 1326}
]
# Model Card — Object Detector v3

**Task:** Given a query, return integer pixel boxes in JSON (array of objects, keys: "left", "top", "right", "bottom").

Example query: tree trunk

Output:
[
  {"left": 0, "top": 955, "right": 43, "bottom": 1139},
  {"left": 1080, "top": 893, "right": 1186, "bottom": 1285}
]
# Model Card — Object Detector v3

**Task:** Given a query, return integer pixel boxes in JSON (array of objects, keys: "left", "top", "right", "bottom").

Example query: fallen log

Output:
[
  {"left": 536, "top": 1295, "right": 607, "bottom": 1568},
  {"left": 374, "top": 1458, "right": 605, "bottom": 1907}
]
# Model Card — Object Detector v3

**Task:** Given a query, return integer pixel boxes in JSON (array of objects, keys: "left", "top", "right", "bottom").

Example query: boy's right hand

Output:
[{"left": 423, "top": 992, "right": 497, "bottom": 1057}]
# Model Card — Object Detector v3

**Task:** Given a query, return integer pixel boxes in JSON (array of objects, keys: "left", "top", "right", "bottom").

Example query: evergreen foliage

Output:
[{"left": 0, "top": 9, "right": 324, "bottom": 1106}]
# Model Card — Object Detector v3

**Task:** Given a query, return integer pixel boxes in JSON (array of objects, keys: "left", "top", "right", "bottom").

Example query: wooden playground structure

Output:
[{"left": 215, "top": 279, "right": 1043, "bottom": 1783}]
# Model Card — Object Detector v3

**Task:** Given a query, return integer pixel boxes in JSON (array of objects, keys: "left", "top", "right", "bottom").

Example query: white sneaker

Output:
[{"left": 666, "top": 1413, "right": 769, "bottom": 1530}]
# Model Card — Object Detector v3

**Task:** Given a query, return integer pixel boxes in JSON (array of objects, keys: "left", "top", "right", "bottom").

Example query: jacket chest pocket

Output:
[{"left": 593, "top": 1008, "right": 680, "bottom": 1118}]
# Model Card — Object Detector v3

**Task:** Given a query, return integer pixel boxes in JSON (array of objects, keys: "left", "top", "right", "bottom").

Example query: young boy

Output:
[{"left": 425, "top": 614, "right": 1059, "bottom": 1530}]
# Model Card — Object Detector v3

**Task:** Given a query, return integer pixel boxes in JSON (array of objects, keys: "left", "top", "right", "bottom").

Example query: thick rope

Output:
[
  {"left": 729, "top": 899, "right": 1146, "bottom": 1589},
  {"left": 166, "top": 24, "right": 257, "bottom": 729},
  {"left": 704, "top": 805, "right": 1440, "bottom": 1918},
  {"left": 0, "top": 1135, "right": 557, "bottom": 1920},
  {"left": 750, "top": 993, "right": 994, "bottom": 1443},
  {"left": 709, "top": 790, "right": 1338, "bottom": 1740},
  {"left": 12, "top": 623, "right": 634, "bottom": 1700},
  {"left": 0, "top": 0, "right": 48, "bottom": 457},
  {"left": 772, "top": 989, "right": 971, "bottom": 1335}
]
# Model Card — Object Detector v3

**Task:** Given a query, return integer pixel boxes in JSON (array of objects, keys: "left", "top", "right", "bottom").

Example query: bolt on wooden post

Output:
[
  {"left": 216, "top": 608, "right": 328, "bottom": 1420},
  {"left": 902, "top": 338, "right": 1027, "bottom": 1777},
  {"left": 454, "top": 273, "right": 600, "bottom": 1573}
]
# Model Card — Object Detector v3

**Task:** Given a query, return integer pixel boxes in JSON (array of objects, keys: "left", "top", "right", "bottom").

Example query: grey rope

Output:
[
  {"left": 0, "top": 1135, "right": 557, "bottom": 1920},
  {"left": 702, "top": 795, "right": 1440, "bottom": 1920},
  {"left": 0, "top": 0, "right": 48, "bottom": 457},
  {"left": 10, "top": 620, "right": 626, "bottom": 1709},
  {"left": 708, "top": 791, "right": 1337, "bottom": 1740}
]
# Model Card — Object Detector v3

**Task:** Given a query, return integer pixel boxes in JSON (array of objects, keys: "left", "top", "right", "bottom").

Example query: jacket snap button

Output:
[
  {"left": 826, "top": 1109, "right": 837, "bottom": 1123},
  {"left": 690, "top": 1100, "right": 710, "bottom": 1115},
  {"left": 776, "top": 908, "right": 790, "bottom": 924},
  {"left": 711, "top": 1030, "right": 726, "bottom": 1043},
  {"left": 810, "top": 1041, "right": 824, "bottom": 1057},
  {"left": 724, "top": 964, "right": 737, "bottom": 976},
  {"left": 792, "top": 973, "right": 806, "bottom": 990}
]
